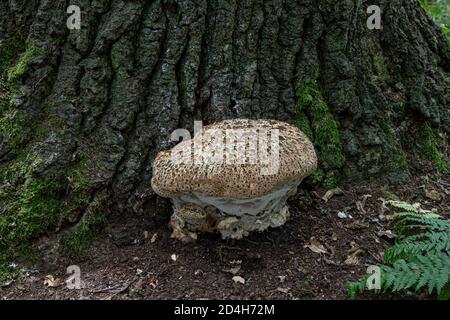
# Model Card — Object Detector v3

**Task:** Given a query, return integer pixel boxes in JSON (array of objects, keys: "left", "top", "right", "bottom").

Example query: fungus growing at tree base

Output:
[{"left": 151, "top": 119, "right": 317, "bottom": 242}]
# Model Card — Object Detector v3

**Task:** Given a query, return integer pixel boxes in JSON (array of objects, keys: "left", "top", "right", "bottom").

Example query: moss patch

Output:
[
  {"left": 380, "top": 120, "right": 409, "bottom": 177},
  {"left": 0, "top": 110, "right": 37, "bottom": 152},
  {"left": 416, "top": 123, "right": 450, "bottom": 172},
  {"left": 0, "top": 152, "right": 99, "bottom": 275},
  {"left": 0, "top": 41, "right": 39, "bottom": 155},
  {"left": 0, "top": 174, "right": 62, "bottom": 273},
  {"left": 0, "top": 34, "right": 25, "bottom": 116},
  {"left": 294, "top": 79, "right": 345, "bottom": 188},
  {"left": 7, "top": 41, "right": 36, "bottom": 97},
  {"left": 62, "top": 195, "right": 107, "bottom": 258}
]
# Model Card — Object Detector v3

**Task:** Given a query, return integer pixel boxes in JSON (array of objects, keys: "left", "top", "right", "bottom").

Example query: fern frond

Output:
[
  {"left": 348, "top": 206, "right": 450, "bottom": 299},
  {"left": 379, "top": 252, "right": 449, "bottom": 294}
]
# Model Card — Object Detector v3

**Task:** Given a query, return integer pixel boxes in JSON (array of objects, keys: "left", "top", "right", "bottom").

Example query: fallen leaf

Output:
[
  {"left": 425, "top": 189, "right": 442, "bottom": 201},
  {"left": 232, "top": 276, "right": 245, "bottom": 284},
  {"left": 324, "top": 258, "right": 339, "bottom": 266},
  {"left": 348, "top": 241, "right": 361, "bottom": 254},
  {"left": 377, "top": 230, "right": 396, "bottom": 240},
  {"left": 356, "top": 201, "right": 365, "bottom": 214},
  {"left": 337, "top": 211, "right": 348, "bottom": 219},
  {"left": 44, "top": 275, "right": 62, "bottom": 288},
  {"left": 344, "top": 242, "right": 364, "bottom": 266},
  {"left": 194, "top": 269, "right": 203, "bottom": 276},
  {"left": 150, "top": 233, "right": 158, "bottom": 243},
  {"left": 276, "top": 287, "right": 290, "bottom": 294},
  {"left": 1, "top": 280, "right": 14, "bottom": 288},
  {"left": 356, "top": 194, "right": 372, "bottom": 214},
  {"left": 149, "top": 278, "right": 158, "bottom": 289},
  {"left": 345, "top": 222, "right": 369, "bottom": 230},
  {"left": 344, "top": 254, "right": 361, "bottom": 266},
  {"left": 311, "top": 191, "right": 321, "bottom": 199},
  {"left": 322, "top": 187, "right": 344, "bottom": 202},
  {"left": 304, "top": 237, "right": 328, "bottom": 254},
  {"left": 223, "top": 266, "right": 241, "bottom": 275}
]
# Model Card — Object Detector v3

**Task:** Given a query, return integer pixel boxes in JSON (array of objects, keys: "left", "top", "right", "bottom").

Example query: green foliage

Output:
[
  {"left": 0, "top": 41, "right": 39, "bottom": 154},
  {"left": 0, "top": 174, "right": 62, "bottom": 282},
  {"left": 294, "top": 79, "right": 345, "bottom": 188},
  {"left": 348, "top": 210, "right": 450, "bottom": 299},
  {"left": 0, "top": 178, "right": 61, "bottom": 246},
  {"left": 0, "top": 110, "right": 36, "bottom": 152},
  {"left": 381, "top": 187, "right": 401, "bottom": 201},
  {"left": 416, "top": 123, "right": 450, "bottom": 172},
  {"left": 380, "top": 121, "right": 409, "bottom": 176},
  {"left": 420, "top": 0, "right": 450, "bottom": 40},
  {"left": 62, "top": 195, "right": 107, "bottom": 257},
  {"left": 7, "top": 41, "right": 36, "bottom": 96},
  {"left": 0, "top": 34, "right": 25, "bottom": 115}
]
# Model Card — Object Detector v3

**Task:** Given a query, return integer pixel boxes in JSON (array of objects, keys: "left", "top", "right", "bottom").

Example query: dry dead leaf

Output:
[
  {"left": 425, "top": 189, "right": 442, "bottom": 201},
  {"left": 43, "top": 275, "right": 62, "bottom": 288},
  {"left": 276, "top": 287, "right": 290, "bottom": 294},
  {"left": 1, "top": 280, "right": 14, "bottom": 288},
  {"left": 344, "top": 242, "right": 364, "bottom": 266},
  {"left": 149, "top": 278, "right": 158, "bottom": 289},
  {"left": 356, "top": 194, "right": 372, "bottom": 214},
  {"left": 223, "top": 266, "right": 241, "bottom": 275},
  {"left": 324, "top": 258, "right": 339, "bottom": 266},
  {"left": 344, "top": 254, "right": 360, "bottom": 266},
  {"left": 232, "top": 276, "right": 245, "bottom": 284},
  {"left": 356, "top": 201, "right": 365, "bottom": 214},
  {"left": 150, "top": 233, "right": 158, "bottom": 243},
  {"left": 348, "top": 241, "right": 361, "bottom": 254},
  {"left": 194, "top": 269, "right": 203, "bottom": 276},
  {"left": 345, "top": 222, "right": 369, "bottom": 230},
  {"left": 337, "top": 211, "right": 348, "bottom": 219},
  {"left": 304, "top": 237, "right": 328, "bottom": 254},
  {"left": 377, "top": 230, "right": 396, "bottom": 240},
  {"left": 322, "top": 187, "right": 344, "bottom": 202}
]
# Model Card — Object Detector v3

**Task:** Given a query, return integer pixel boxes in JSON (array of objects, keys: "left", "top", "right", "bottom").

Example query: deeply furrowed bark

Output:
[{"left": 0, "top": 0, "right": 448, "bottom": 260}]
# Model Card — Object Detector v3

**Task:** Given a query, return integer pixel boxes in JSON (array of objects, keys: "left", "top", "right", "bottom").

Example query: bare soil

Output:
[{"left": 1, "top": 174, "right": 449, "bottom": 300}]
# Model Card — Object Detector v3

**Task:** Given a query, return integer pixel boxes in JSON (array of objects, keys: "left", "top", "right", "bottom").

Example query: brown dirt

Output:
[{"left": 1, "top": 174, "right": 449, "bottom": 300}]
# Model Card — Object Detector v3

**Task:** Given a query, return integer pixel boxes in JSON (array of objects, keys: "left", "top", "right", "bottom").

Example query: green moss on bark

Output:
[
  {"left": 0, "top": 176, "right": 61, "bottom": 267},
  {"left": 7, "top": 42, "right": 36, "bottom": 97},
  {"left": 62, "top": 195, "right": 107, "bottom": 258},
  {"left": 417, "top": 123, "right": 450, "bottom": 172},
  {"left": 380, "top": 121, "right": 409, "bottom": 176},
  {"left": 0, "top": 34, "right": 25, "bottom": 116},
  {"left": 0, "top": 110, "right": 37, "bottom": 152},
  {"left": 0, "top": 41, "right": 39, "bottom": 156},
  {"left": 294, "top": 79, "right": 345, "bottom": 188},
  {"left": 0, "top": 151, "right": 100, "bottom": 273}
]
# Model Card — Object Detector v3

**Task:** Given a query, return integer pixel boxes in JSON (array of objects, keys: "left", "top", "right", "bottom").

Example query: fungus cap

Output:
[{"left": 151, "top": 119, "right": 317, "bottom": 200}]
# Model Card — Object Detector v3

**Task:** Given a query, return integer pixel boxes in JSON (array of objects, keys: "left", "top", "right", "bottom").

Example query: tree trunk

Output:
[{"left": 0, "top": 0, "right": 448, "bottom": 260}]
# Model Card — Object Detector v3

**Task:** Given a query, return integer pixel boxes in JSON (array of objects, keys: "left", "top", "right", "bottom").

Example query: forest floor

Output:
[{"left": 1, "top": 173, "right": 449, "bottom": 300}]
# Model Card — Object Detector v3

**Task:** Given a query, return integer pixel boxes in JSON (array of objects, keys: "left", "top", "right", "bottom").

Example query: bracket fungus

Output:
[{"left": 151, "top": 119, "right": 317, "bottom": 242}]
